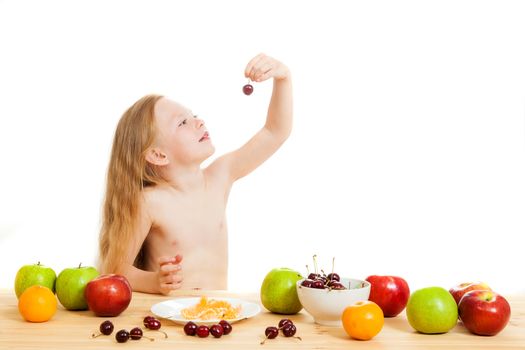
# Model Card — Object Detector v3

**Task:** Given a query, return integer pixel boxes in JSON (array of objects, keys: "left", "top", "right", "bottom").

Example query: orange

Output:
[
  {"left": 18, "top": 285, "right": 57, "bottom": 322},
  {"left": 341, "top": 300, "right": 384, "bottom": 340}
]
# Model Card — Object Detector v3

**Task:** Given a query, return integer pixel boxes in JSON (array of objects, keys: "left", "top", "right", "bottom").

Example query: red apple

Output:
[
  {"left": 449, "top": 281, "right": 491, "bottom": 305},
  {"left": 365, "top": 275, "right": 410, "bottom": 317},
  {"left": 458, "top": 290, "right": 511, "bottom": 336},
  {"left": 84, "top": 274, "right": 132, "bottom": 317}
]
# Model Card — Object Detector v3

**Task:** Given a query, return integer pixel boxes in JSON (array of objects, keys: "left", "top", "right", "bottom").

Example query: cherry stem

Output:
[
  {"left": 331, "top": 257, "right": 335, "bottom": 276},
  {"left": 295, "top": 336, "right": 302, "bottom": 341},
  {"left": 91, "top": 333, "right": 102, "bottom": 338},
  {"left": 145, "top": 329, "right": 168, "bottom": 339},
  {"left": 306, "top": 265, "right": 310, "bottom": 275},
  {"left": 142, "top": 335, "right": 155, "bottom": 341},
  {"left": 260, "top": 337, "right": 270, "bottom": 345},
  {"left": 313, "top": 255, "right": 318, "bottom": 275}
]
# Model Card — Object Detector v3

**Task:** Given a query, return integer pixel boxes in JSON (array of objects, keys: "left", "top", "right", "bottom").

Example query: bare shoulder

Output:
[{"left": 142, "top": 185, "right": 172, "bottom": 217}]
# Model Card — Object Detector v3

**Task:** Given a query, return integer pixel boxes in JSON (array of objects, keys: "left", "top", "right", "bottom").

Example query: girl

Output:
[{"left": 98, "top": 54, "right": 292, "bottom": 294}]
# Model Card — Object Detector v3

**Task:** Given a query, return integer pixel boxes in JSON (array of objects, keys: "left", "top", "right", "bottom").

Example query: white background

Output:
[{"left": 1, "top": 0, "right": 524, "bottom": 295}]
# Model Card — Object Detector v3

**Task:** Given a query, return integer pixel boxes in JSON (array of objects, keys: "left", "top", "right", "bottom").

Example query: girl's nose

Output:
[{"left": 194, "top": 117, "right": 204, "bottom": 128}]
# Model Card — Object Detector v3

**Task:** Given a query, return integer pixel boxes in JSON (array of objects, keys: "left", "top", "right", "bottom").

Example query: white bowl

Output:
[{"left": 296, "top": 277, "right": 371, "bottom": 326}]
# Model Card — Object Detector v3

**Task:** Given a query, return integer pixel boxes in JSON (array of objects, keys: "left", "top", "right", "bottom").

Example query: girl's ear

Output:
[{"left": 145, "top": 147, "right": 169, "bottom": 166}]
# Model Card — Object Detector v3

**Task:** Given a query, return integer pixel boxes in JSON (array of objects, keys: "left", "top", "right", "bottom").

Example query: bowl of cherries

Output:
[{"left": 296, "top": 256, "right": 371, "bottom": 326}]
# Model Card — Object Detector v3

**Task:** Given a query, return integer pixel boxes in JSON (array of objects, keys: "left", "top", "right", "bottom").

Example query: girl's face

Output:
[{"left": 152, "top": 98, "right": 215, "bottom": 165}]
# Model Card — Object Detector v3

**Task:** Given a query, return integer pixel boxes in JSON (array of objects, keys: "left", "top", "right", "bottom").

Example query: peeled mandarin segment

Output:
[{"left": 181, "top": 296, "right": 242, "bottom": 320}]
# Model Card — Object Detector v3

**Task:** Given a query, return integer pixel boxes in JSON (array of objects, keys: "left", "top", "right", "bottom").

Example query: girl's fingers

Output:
[
  {"left": 256, "top": 69, "right": 274, "bottom": 82},
  {"left": 158, "top": 254, "right": 183, "bottom": 266},
  {"left": 245, "top": 53, "right": 266, "bottom": 78},
  {"left": 158, "top": 256, "right": 176, "bottom": 266},
  {"left": 254, "top": 63, "right": 273, "bottom": 81},
  {"left": 160, "top": 263, "right": 182, "bottom": 273},
  {"left": 160, "top": 281, "right": 182, "bottom": 293},
  {"left": 159, "top": 272, "right": 183, "bottom": 284}
]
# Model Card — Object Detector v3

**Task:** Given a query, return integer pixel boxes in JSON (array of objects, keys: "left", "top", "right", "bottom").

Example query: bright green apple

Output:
[
  {"left": 406, "top": 286, "right": 458, "bottom": 334},
  {"left": 14, "top": 262, "right": 57, "bottom": 299},
  {"left": 260, "top": 268, "right": 303, "bottom": 314},
  {"left": 56, "top": 264, "right": 99, "bottom": 310}
]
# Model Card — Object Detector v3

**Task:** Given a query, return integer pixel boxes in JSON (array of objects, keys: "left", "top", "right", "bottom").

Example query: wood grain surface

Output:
[{"left": 1, "top": 289, "right": 524, "bottom": 349}]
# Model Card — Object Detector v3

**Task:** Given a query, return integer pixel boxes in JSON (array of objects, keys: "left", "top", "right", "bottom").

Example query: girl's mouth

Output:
[{"left": 199, "top": 132, "right": 210, "bottom": 142}]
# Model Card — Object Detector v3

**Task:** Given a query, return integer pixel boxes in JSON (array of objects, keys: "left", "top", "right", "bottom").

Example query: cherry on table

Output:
[
  {"left": 92, "top": 320, "right": 114, "bottom": 338},
  {"left": 144, "top": 318, "right": 168, "bottom": 338},
  {"left": 115, "top": 329, "right": 130, "bottom": 343},
  {"left": 184, "top": 321, "right": 198, "bottom": 336},
  {"left": 129, "top": 327, "right": 143, "bottom": 340},
  {"left": 210, "top": 324, "right": 224, "bottom": 338},
  {"left": 129, "top": 327, "right": 154, "bottom": 341},
  {"left": 260, "top": 326, "right": 279, "bottom": 344},
  {"left": 143, "top": 316, "right": 155, "bottom": 328},
  {"left": 196, "top": 325, "right": 210, "bottom": 338},
  {"left": 278, "top": 319, "right": 293, "bottom": 329},
  {"left": 219, "top": 320, "right": 232, "bottom": 335},
  {"left": 147, "top": 319, "right": 161, "bottom": 330}
]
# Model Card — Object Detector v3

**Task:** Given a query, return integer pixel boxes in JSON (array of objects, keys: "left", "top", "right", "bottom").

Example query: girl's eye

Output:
[{"left": 178, "top": 119, "right": 187, "bottom": 127}]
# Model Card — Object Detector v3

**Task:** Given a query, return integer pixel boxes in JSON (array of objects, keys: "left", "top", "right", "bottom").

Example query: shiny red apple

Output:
[
  {"left": 449, "top": 282, "right": 491, "bottom": 305},
  {"left": 458, "top": 290, "right": 511, "bottom": 336},
  {"left": 84, "top": 274, "right": 132, "bottom": 317},
  {"left": 365, "top": 275, "right": 410, "bottom": 317}
]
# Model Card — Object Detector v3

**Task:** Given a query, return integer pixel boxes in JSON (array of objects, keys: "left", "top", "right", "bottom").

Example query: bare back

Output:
[{"left": 142, "top": 166, "right": 231, "bottom": 290}]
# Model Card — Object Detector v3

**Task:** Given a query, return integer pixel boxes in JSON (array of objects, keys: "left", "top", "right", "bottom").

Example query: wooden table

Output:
[{"left": 1, "top": 289, "right": 524, "bottom": 349}]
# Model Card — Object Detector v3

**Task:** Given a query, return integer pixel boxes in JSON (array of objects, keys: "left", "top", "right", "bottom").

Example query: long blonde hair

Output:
[{"left": 99, "top": 94, "right": 164, "bottom": 273}]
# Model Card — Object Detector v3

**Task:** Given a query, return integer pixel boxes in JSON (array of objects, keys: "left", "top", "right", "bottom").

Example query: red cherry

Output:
[
  {"left": 210, "top": 324, "right": 224, "bottom": 338},
  {"left": 243, "top": 84, "right": 253, "bottom": 95},
  {"left": 196, "top": 325, "right": 210, "bottom": 338},
  {"left": 219, "top": 320, "right": 232, "bottom": 335}
]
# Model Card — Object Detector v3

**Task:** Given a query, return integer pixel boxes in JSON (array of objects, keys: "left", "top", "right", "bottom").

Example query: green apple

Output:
[
  {"left": 260, "top": 267, "right": 303, "bottom": 314},
  {"left": 14, "top": 262, "right": 57, "bottom": 299},
  {"left": 56, "top": 264, "right": 99, "bottom": 310},
  {"left": 406, "top": 286, "right": 458, "bottom": 334}
]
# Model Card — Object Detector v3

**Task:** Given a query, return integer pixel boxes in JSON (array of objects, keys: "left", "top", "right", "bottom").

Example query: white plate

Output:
[{"left": 151, "top": 297, "right": 261, "bottom": 325}]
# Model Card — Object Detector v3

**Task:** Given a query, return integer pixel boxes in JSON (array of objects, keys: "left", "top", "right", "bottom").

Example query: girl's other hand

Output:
[
  {"left": 244, "top": 53, "right": 290, "bottom": 83},
  {"left": 157, "top": 255, "right": 183, "bottom": 295}
]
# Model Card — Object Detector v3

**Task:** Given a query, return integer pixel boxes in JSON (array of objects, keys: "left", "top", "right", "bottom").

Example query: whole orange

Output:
[
  {"left": 18, "top": 285, "right": 57, "bottom": 322},
  {"left": 341, "top": 300, "right": 384, "bottom": 340}
]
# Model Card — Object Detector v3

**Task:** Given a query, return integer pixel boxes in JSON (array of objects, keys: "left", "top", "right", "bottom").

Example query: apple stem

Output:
[{"left": 78, "top": 262, "right": 82, "bottom": 268}]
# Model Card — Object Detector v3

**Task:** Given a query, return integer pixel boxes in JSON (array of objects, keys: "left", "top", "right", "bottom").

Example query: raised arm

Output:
[{"left": 212, "top": 54, "right": 293, "bottom": 182}]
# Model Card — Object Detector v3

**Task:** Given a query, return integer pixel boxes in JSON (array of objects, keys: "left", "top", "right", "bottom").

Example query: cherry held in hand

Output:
[{"left": 243, "top": 81, "right": 254, "bottom": 95}]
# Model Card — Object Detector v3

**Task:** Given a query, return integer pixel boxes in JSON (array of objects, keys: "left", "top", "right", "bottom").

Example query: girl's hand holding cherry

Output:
[{"left": 243, "top": 53, "right": 291, "bottom": 95}]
